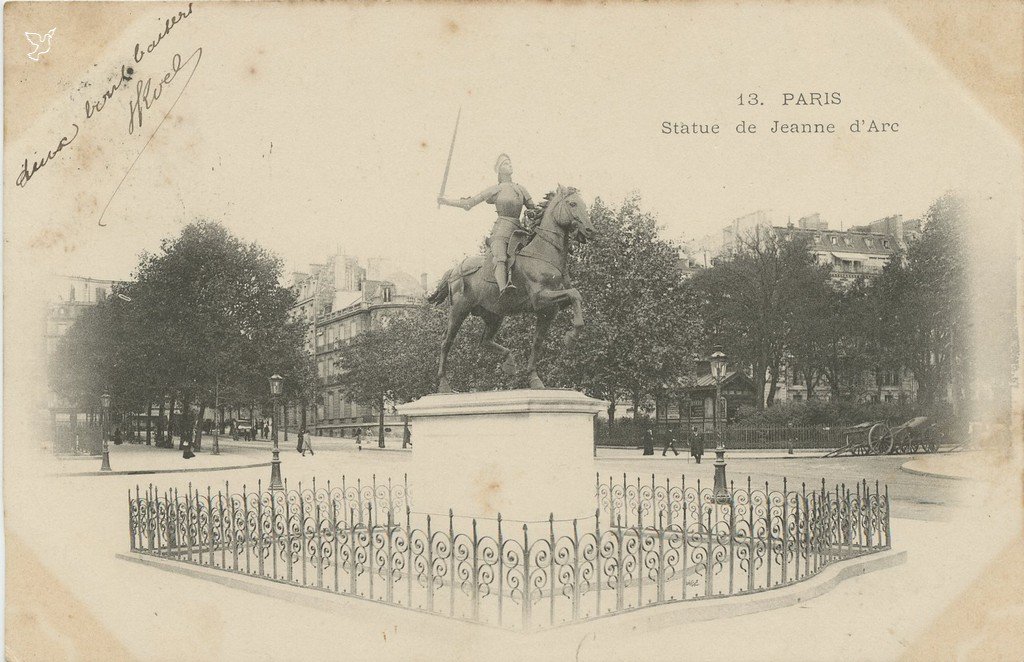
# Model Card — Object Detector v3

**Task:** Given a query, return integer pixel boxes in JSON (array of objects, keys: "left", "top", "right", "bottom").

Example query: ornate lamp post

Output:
[
  {"left": 268, "top": 374, "right": 285, "bottom": 491},
  {"left": 99, "top": 392, "right": 112, "bottom": 472},
  {"left": 710, "top": 347, "right": 729, "bottom": 503}
]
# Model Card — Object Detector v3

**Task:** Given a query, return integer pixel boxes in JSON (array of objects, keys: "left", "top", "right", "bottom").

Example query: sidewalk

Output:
[
  {"left": 215, "top": 433, "right": 410, "bottom": 452},
  {"left": 900, "top": 449, "right": 1013, "bottom": 482},
  {"left": 596, "top": 447, "right": 828, "bottom": 461},
  {"left": 49, "top": 441, "right": 269, "bottom": 476}
]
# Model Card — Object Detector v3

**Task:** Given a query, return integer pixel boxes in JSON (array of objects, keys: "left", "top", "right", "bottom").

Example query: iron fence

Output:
[
  {"left": 715, "top": 427, "right": 844, "bottom": 450},
  {"left": 128, "top": 472, "right": 890, "bottom": 631},
  {"left": 596, "top": 426, "right": 843, "bottom": 450}
]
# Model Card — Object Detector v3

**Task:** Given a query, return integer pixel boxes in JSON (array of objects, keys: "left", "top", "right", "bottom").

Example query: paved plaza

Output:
[{"left": 7, "top": 438, "right": 1020, "bottom": 661}]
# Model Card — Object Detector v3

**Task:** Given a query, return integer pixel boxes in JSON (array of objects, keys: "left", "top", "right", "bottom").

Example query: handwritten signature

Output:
[
  {"left": 129, "top": 49, "right": 202, "bottom": 136},
  {"left": 96, "top": 47, "right": 202, "bottom": 225},
  {"left": 15, "top": 2, "right": 197, "bottom": 214}
]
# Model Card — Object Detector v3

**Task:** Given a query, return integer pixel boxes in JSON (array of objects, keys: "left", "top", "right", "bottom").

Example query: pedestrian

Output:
[
  {"left": 641, "top": 422, "right": 654, "bottom": 456},
  {"left": 662, "top": 425, "right": 680, "bottom": 456},
  {"left": 113, "top": 427, "right": 123, "bottom": 445},
  {"left": 355, "top": 427, "right": 364, "bottom": 450},
  {"left": 402, "top": 420, "right": 412, "bottom": 449},
  {"left": 182, "top": 436, "right": 195, "bottom": 459},
  {"left": 298, "top": 426, "right": 314, "bottom": 456},
  {"left": 689, "top": 426, "right": 704, "bottom": 464},
  {"left": 263, "top": 422, "right": 269, "bottom": 439}
]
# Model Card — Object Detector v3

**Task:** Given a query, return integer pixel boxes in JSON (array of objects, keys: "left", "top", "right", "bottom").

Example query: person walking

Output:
[
  {"left": 402, "top": 420, "right": 412, "bottom": 449},
  {"left": 297, "top": 425, "right": 313, "bottom": 456},
  {"left": 355, "top": 427, "right": 364, "bottom": 451},
  {"left": 689, "top": 426, "right": 704, "bottom": 464},
  {"left": 641, "top": 422, "right": 655, "bottom": 456},
  {"left": 662, "top": 425, "right": 680, "bottom": 456}
]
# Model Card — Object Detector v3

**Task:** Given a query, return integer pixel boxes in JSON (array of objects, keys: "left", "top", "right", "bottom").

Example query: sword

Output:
[{"left": 437, "top": 106, "right": 461, "bottom": 209}]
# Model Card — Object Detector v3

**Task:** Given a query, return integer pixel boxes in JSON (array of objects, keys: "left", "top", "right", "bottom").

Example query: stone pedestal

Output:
[{"left": 397, "top": 389, "right": 607, "bottom": 523}]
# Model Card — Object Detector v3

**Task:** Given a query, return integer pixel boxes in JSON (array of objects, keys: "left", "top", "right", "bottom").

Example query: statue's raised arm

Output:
[{"left": 437, "top": 186, "right": 498, "bottom": 211}]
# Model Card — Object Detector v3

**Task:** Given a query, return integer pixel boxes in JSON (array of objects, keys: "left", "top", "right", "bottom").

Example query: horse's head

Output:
[{"left": 548, "top": 185, "right": 594, "bottom": 244}]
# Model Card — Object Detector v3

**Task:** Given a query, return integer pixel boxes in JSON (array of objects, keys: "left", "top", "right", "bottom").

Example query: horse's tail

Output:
[{"left": 426, "top": 269, "right": 453, "bottom": 305}]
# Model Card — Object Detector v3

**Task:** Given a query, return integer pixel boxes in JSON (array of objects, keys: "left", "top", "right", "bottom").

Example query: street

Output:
[{"left": 7, "top": 437, "right": 1017, "bottom": 661}]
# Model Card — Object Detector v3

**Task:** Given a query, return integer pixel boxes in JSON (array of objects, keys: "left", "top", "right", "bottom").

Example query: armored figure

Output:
[{"left": 438, "top": 153, "right": 536, "bottom": 295}]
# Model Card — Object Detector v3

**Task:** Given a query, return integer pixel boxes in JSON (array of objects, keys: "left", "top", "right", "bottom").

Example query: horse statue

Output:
[{"left": 427, "top": 185, "right": 594, "bottom": 392}]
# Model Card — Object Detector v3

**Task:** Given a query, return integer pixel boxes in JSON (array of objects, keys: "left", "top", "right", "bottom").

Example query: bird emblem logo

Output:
[{"left": 26, "top": 28, "right": 56, "bottom": 61}]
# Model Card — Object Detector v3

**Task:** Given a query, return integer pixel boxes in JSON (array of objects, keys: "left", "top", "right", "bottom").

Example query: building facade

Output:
[
  {"left": 46, "top": 275, "right": 123, "bottom": 452},
  {"left": 702, "top": 212, "right": 922, "bottom": 405},
  {"left": 288, "top": 251, "right": 426, "bottom": 437}
]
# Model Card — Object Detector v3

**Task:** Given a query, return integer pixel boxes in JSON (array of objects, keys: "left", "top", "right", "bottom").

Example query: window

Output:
[
  {"left": 830, "top": 236, "right": 838, "bottom": 245},
  {"left": 881, "top": 369, "right": 899, "bottom": 386},
  {"left": 865, "top": 238, "right": 873, "bottom": 248},
  {"left": 813, "top": 235, "right": 821, "bottom": 243},
  {"left": 883, "top": 240, "right": 890, "bottom": 249},
  {"left": 69, "top": 285, "right": 76, "bottom": 301},
  {"left": 843, "top": 236, "right": 852, "bottom": 246},
  {"left": 383, "top": 286, "right": 392, "bottom": 303},
  {"left": 884, "top": 394, "right": 894, "bottom": 403},
  {"left": 790, "top": 365, "right": 803, "bottom": 386}
]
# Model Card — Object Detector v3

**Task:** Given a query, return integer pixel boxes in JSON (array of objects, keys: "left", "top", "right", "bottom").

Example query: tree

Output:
[
  {"left": 690, "top": 228, "right": 816, "bottom": 409},
  {"left": 335, "top": 307, "right": 445, "bottom": 446},
  {"left": 52, "top": 220, "right": 310, "bottom": 449},
  {"left": 548, "top": 194, "right": 701, "bottom": 424},
  {"left": 884, "top": 193, "right": 972, "bottom": 407}
]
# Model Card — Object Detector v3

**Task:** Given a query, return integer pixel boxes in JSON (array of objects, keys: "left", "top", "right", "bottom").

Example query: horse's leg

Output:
[
  {"left": 438, "top": 303, "right": 470, "bottom": 393},
  {"left": 527, "top": 308, "right": 556, "bottom": 389},
  {"left": 564, "top": 287, "right": 585, "bottom": 343},
  {"left": 479, "top": 310, "right": 515, "bottom": 375},
  {"left": 531, "top": 287, "right": 585, "bottom": 343}
]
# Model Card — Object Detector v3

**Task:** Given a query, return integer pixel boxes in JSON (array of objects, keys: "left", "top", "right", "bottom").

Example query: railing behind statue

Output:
[{"left": 128, "top": 473, "right": 890, "bottom": 631}]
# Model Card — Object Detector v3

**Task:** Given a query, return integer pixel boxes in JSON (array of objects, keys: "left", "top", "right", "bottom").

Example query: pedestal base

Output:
[{"left": 398, "top": 389, "right": 607, "bottom": 522}]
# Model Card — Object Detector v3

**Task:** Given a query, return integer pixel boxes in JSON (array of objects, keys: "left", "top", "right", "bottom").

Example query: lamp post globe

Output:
[
  {"left": 99, "top": 393, "right": 112, "bottom": 472},
  {"left": 709, "top": 347, "right": 729, "bottom": 503},
  {"left": 268, "top": 374, "right": 285, "bottom": 491}
]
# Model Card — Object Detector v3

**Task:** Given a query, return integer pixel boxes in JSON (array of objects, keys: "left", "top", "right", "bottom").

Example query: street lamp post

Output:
[
  {"left": 99, "top": 392, "right": 112, "bottom": 472},
  {"left": 268, "top": 374, "right": 285, "bottom": 491},
  {"left": 710, "top": 346, "right": 729, "bottom": 503}
]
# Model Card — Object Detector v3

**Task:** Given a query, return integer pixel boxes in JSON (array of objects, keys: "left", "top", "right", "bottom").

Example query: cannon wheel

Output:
[
  {"left": 868, "top": 423, "right": 894, "bottom": 454},
  {"left": 891, "top": 428, "right": 911, "bottom": 454}
]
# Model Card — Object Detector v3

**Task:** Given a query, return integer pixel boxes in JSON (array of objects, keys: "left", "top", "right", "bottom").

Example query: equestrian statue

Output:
[{"left": 431, "top": 153, "right": 594, "bottom": 393}]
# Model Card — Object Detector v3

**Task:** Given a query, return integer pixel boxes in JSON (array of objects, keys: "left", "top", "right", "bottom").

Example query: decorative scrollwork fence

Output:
[{"left": 128, "top": 473, "right": 890, "bottom": 631}]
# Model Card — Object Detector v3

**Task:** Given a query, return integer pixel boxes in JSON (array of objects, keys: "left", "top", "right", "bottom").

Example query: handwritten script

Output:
[{"left": 15, "top": 2, "right": 199, "bottom": 227}]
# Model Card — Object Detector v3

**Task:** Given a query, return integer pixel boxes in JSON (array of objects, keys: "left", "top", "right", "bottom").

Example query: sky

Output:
[{"left": 6, "top": 3, "right": 1020, "bottom": 288}]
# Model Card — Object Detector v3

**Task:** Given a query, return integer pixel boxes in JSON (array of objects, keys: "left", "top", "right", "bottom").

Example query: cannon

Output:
[{"left": 823, "top": 421, "right": 893, "bottom": 457}]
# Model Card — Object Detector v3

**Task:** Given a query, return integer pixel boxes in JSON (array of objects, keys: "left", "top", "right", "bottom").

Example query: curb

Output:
[
  {"left": 560, "top": 547, "right": 907, "bottom": 633},
  {"left": 116, "top": 546, "right": 905, "bottom": 631},
  {"left": 53, "top": 461, "right": 272, "bottom": 477},
  {"left": 595, "top": 454, "right": 827, "bottom": 461},
  {"left": 899, "top": 463, "right": 972, "bottom": 482}
]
